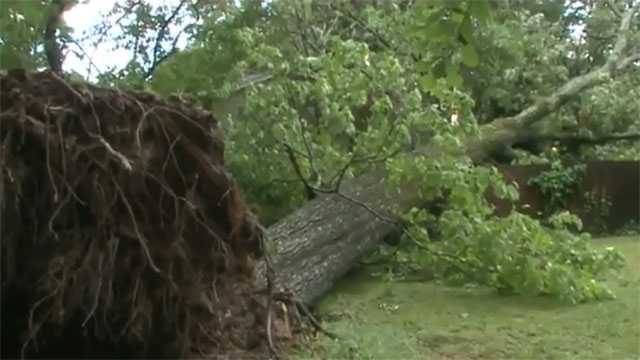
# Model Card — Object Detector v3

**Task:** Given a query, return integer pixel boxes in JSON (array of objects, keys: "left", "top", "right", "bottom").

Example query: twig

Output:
[
  {"left": 283, "top": 143, "right": 316, "bottom": 200},
  {"left": 83, "top": 0, "right": 143, "bottom": 53},
  {"left": 151, "top": 0, "right": 187, "bottom": 62},
  {"left": 328, "top": 149, "right": 401, "bottom": 191},
  {"left": 67, "top": 37, "right": 105, "bottom": 80},
  {"left": 145, "top": 0, "right": 189, "bottom": 79},
  {"left": 358, "top": 247, "right": 401, "bottom": 266},
  {"left": 333, "top": 191, "right": 397, "bottom": 225},
  {"left": 283, "top": 138, "right": 400, "bottom": 200},
  {"left": 270, "top": 291, "right": 338, "bottom": 340},
  {"left": 295, "top": 115, "right": 320, "bottom": 185},
  {"left": 294, "top": 300, "right": 338, "bottom": 339},
  {"left": 332, "top": 4, "right": 419, "bottom": 62}
]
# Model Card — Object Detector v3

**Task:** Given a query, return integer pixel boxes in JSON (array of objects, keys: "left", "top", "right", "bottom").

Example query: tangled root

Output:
[{"left": 0, "top": 70, "right": 284, "bottom": 358}]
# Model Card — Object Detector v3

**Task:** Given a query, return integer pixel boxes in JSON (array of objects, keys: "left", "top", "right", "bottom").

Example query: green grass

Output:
[{"left": 293, "top": 236, "right": 640, "bottom": 360}]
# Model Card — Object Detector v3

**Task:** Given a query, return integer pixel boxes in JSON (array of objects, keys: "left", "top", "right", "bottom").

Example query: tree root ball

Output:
[{"left": 0, "top": 70, "right": 275, "bottom": 359}]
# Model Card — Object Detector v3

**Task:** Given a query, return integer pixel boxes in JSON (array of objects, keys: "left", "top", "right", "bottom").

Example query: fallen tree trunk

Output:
[
  {"left": 259, "top": 3, "right": 640, "bottom": 305},
  {"left": 259, "top": 168, "right": 415, "bottom": 304}
]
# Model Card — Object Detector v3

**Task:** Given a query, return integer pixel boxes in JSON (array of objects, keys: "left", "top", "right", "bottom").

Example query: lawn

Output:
[{"left": 293, "top": 236, "right": 640, "bottom": 360}]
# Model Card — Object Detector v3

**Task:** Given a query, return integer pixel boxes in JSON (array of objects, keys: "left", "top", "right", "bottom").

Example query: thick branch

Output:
[
  {"left": 619, "top": 51, "right": 640, "bottom": 70},
  {"left": 610, "top": 1, "right": 640, "bottom": 65},
  {"left": 510, "top": 1, "right": 638, "bottom": 127},
  {"left": 44, "top": 0, "right": 76, "bottom": 74},
  {"left": 468, "top": 2, "right": 640, "bottom": 161}
]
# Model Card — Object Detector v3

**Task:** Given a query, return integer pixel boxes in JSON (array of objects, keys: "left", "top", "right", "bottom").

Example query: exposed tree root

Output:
[{"left": 0, "top": 70, "right": 294, "bottom": 359}]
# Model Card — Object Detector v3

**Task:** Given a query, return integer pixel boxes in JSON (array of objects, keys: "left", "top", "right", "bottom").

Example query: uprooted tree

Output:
[{"left": 1, "top": 0, "right": 639, "bottom": 358}]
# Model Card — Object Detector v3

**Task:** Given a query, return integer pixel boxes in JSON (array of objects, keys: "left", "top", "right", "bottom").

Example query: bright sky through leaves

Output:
[{"left": 63, "top": 0, "right": 186, "bottom": 78}]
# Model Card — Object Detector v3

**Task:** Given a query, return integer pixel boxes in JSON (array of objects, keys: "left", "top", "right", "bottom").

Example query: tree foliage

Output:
[{"left": 1, "top": 0, "right": 52, "bottom": 70}]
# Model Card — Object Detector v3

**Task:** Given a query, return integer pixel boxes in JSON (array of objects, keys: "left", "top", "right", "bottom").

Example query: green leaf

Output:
[
  {"left": 446, "top": 63, "right": 463, "bottom": 88},
  {"left": 458, "top": 15, "right": 474, "bottom": 44},
  {"left": 461, "top": 44, "right": 479, "bottom": 67},
  {"left": 468, "top": 0, "right": 491, "bottom": 23},
  {"left": 432, "top": 59, "right": 447, "bottom": 78},
  {"left": 541, "top": 0, "right": 563, "bottom": 22},
  {"left": 419, "top": 74, "right": 437, "bottom": 91},
  {"left": 424, "top": 15, "right": 459, "bottom": 43},
  {"left": 506, "top": 184, "right": 520, "bottom": 201}
]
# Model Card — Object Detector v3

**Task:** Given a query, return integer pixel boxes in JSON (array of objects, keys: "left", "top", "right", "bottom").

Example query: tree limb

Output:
[
  {"left": 145, "top": 0, "right": 189, "bottom": 79},
  {"left": 609, "top": 1, "right": 640, "bottom": 72},
  {"left": 516, "top": 0, "right": 638, "bottom": 127},
  {"left": 283, "top": 143, "right": 316, "bottom": 200},
  {"left": 469, "top": 2, "right": 640, "bottom": 161},
  {"left": 144, "top": 28, "right": 186, "bottom": 79},
  {"left": 619, "top": 51, "right": 640, "bottom": 70},
  {"left": 44, "top": 0, "right": 76, "bottom": 74}
]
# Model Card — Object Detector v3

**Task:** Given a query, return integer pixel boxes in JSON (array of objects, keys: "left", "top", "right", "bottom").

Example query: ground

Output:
[{"left": 293, "top": 236, "right": 640, "bottom": 360}]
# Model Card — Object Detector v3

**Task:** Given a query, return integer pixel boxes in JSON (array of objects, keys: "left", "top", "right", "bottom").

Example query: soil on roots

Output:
[{"left": 0, "top": 70, "right": 287, "bottom": 359}]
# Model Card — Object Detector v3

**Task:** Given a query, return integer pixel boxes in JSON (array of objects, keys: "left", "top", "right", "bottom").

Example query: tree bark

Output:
[
  {"left": 256, "top": 3, "right": 640, "bottom": 305},
  {"left": 256, "top": 168, "right": 416, "bottom": 304}
]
